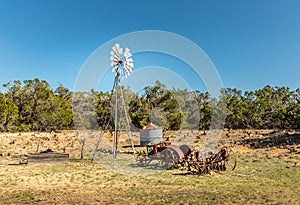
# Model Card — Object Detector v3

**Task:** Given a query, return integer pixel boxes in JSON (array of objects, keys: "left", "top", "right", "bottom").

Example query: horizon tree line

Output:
[{"left": 0, "top": 78, "right": 299, "bottom": 132}]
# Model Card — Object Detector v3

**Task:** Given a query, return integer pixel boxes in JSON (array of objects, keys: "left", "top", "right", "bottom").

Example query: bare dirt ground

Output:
[{"left": 0, "top": 129, "right": 299, "bottom": 204}]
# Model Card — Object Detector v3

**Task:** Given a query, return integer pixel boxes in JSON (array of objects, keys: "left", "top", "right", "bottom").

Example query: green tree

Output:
[
  {"left": 223, "top": 88, "right": 249, "bottom": 129},
  {"left": 92, "top": 90, "right": 113, "bottom": 130},
  {"left": 138, "top": 81, "right": 183, "bottom": 130},
  {"left": 0, "top": 93, "right": 7, "bottom": 131},
  {"left": 3, "top": 80, "right": 30, "bottom": 131},
  {"left": 194, "top": 91, "right": 211, "bottom": 130}
]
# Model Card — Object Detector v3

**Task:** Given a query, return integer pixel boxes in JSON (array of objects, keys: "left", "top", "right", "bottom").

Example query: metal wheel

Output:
[
  {"left": 161, "top": 145, "right": 184, "bottom": 169},
  {"left": 136, "top": 155, "right": 149, "bottom": 166},
  {"left": 224, "top": 147, "right": 237, "bottom": 171},
  {"left": 179, "top": 144, "right": 195, "bottom": 157},
  {"left": 161, "top": 149, "right": 175, "bottom": 169}
]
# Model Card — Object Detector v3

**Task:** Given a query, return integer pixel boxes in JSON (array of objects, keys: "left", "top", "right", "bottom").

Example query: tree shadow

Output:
[
  {"left": 173, "top": 172, "right": 194, "bottom": 176},
  {"left": 239, "top": 133, "right": 300, "bottom": 149}
]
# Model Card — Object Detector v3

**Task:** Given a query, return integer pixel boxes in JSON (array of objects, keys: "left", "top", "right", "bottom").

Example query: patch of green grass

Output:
[
  {"left": 15, "top": 190, "right": 35, "bottom": 204},
  {"left": 82, "top": 173, "right": 92, "bottom": 178},
  {"left": 70, "top": 174, "right": 75, "bottom": 182}
]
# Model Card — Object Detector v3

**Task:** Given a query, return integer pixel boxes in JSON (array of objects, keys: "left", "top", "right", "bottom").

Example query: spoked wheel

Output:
[
  {"left": 161, "top": 149, "right": 175, "bottom": 169},
  {"left": 161, "top": 145, "right": 184, "bottom": 169},
  {"left": 224, "top": 147, "right": 237, "bottom": 171},
  {"left": 136, "top": 151, "right": 150, "bottom": 167}
]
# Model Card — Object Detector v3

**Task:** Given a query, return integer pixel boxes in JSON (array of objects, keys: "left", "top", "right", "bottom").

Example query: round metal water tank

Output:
[{"left": 140, "top": 125, "right": 163, "bottom": 146}]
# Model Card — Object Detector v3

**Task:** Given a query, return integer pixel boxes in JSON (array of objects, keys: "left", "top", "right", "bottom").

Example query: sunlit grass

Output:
[{"left": 0, "top": 153, "right": 299, "bottom": 204}]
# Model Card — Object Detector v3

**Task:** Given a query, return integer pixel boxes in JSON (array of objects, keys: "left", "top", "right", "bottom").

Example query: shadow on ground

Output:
[{"left": 238, "top": 133, "right": 300, "bottom": 149}]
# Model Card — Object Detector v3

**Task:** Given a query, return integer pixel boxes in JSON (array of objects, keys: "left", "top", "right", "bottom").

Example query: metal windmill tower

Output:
[{"left": 110, "top": 43, "right": 134, "bottom": 160}]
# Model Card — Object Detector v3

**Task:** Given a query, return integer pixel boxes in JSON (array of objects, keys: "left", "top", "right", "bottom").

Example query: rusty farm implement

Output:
[{"left": 136, "top": 142, "right": 236, "bottom": 174}]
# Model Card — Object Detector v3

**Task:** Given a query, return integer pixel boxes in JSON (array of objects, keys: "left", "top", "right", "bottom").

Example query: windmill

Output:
[
  {"left": 111, "top": 43, "right": 133, "bottom": 79},
  {"left": 110, "top": 43, "right": 134, "bottom": 160}
]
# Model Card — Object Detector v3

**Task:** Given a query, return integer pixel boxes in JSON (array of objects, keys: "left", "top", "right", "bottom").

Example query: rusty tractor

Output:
[{"left": 136, "top": 142, "right": 236, "bottom": 174}]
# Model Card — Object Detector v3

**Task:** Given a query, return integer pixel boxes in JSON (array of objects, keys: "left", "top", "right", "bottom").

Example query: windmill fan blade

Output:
[
  {"left": 110, "top": 55, "right": 119, "bottom": 65},
  {"left": 125, "top": 57, "right": 133, "bottom": 63},
  {"left": 125, "top": 64, "right": 132, "bottom": 71},
  {"left": 110, "top": 55, "right": 118, "bottom": 62},
  {"left": 113, "top": 44, "right": 119, "bottom": 53},
  {"left": 112, "top": 46, "right": 118, "bottom": 56},
  {"left": 110, "top": 50, "right": 115, "bottom": 56},
  {"left": 125, "top": 59, "right": 134, "bottom": 67},
  {"left": 125, "top": 67, "right": 132, "bottom": 75},
  {"left": 112, "top": 44, "right": 122, "bottom": 58},
  {"left": 112, "top": 65, "right": 119, "bottom": 72},
  {"left": 124, "top": 48, "right": 132, "bottom": 58},
  {"left": 125, "top": 59, "right": 133, "bottom": 65},
  {"left": 124, "top": 62, "right": 133, "bottom": 73},
  {"left": 124, "top": 69, "right": 130, "bottom": 75},
  {"left": 110, "top": 50, "right": 117, "bottom": 58},
  {"left": 119, "top": 47, "right": 123, "bottom": 56},
  {"left": 111, "top": 55, "right": 119, "bottom": 63}
]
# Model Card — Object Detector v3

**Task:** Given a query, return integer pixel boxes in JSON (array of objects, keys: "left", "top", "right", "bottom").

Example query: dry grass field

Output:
[{"left": 0, "top": 130, "right": 299, "bottom": 204}]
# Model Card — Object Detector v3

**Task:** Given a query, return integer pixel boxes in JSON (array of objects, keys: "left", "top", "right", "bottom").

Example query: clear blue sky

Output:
[{"left": 0, "top": 0, "right": 299, "bottom": 93}]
